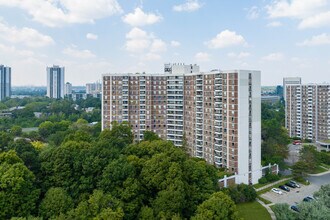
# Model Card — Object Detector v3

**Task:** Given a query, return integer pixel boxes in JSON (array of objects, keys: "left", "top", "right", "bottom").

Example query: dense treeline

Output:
[
  {"left": 0, "top": 120, "right": 244, "bottom": 219},
  {"left": 0, "top": 97, "right": 101, "bottom": 130},
  {"left": 261, "top": 101, "right": 290, "bottom": 168}
]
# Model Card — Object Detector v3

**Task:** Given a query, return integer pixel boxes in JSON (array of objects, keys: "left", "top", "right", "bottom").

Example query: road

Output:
[
  {"left": 284, "top": 144, "right": 302, "bottom": 166},
  {"left": 307, "top": 172, "right": 330, "bottom": 186}
]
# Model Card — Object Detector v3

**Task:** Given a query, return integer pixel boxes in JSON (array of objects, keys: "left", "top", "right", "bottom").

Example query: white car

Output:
[{"left": 271, "top": 188, "right": 283, "bottom": 195}]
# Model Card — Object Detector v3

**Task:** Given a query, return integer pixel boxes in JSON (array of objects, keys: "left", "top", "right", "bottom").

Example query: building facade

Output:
[
  {"left": 65, "top": 82, "right": 72, "bottom": 97},
  {"left": 86, "top": 82, "right": 102, "bottom": 95},
  {"left": 0, "top": 65, "right": 11, "bottom": 101},
  {"left": 102, "top": 64, "right": 261, "bottom": 184},
  {"left": 47, "top": 65, "right": 65, "bottom": 99},
  {"left": 286, "top": 83, "right": 330, "bottom": 142},
  {"left": 283, "top": 77, "right": 301, "bottom": 102}
]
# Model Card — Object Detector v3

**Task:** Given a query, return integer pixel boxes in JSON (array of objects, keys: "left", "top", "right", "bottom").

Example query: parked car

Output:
[
  {"left": 303, "top": 196, "right": 314, "bottom": 202},
  {"left": 289, "top": 180, "right": 301, "bottom": 188},
  {"left": 279, "top": 185, "right": 290, "bottom": 192},
  {"left": 291, "top": 205, "right": 299, "bottom": 212},
  {"left": 271, "top": 188, "right": 283, "bottom": 195},
  {"left": 293, "top": 140, "right": 301, "bottom": 145},
  {"left": 285, "top": 182, "right": 297, "bottom": 188}
]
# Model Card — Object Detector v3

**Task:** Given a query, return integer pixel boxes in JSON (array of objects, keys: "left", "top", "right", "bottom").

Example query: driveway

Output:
[{"left": 284, "top": 144, "right": 301, "bottom": 166}]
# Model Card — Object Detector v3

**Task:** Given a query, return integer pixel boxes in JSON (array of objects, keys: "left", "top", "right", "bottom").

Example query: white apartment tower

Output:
[
  {"left": 65, "top": 82, "right": 72, "bottom": 96},
  {"left": 102, "top": 64, "right": 262, "bottom": 184},
  {"left": 0, "top": 65, "right": 11, "bottom": 101},
  {"left": 47, "top": 65, "right": 65, "bottom": 99}
]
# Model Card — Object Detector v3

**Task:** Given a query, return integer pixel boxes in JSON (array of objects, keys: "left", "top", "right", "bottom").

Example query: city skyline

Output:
[{"left": 1, "top": 0, "right": 330, "bottom": 86}]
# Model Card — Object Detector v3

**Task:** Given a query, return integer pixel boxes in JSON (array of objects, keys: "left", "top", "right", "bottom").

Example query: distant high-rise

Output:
[
  {"left": 47, "top": 65, "right": 65, "bottom": 99},
  {"left": 0, "top": 65, "right": 11, "bottom": 101},
  {"left": 65, "top": 82, "right": 72, "bottom": 96},
  {"left": 86, "top": 81, "right": 102, "bottom": 95},
  {"left": 283, "top": 77, "right": 301, "bottom": 101},
  {"left": 286, "top": 81, "right": 330, "bottom": 142}
]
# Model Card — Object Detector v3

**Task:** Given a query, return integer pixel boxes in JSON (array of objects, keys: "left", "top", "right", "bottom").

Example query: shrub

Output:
[
  {"left": 226, "top": 184, "right": 257, "bottom": 204},
  {"left": 258, "top": 177, "right": 268, "bottom": 184},
  {"left": 265, "top": 173, "right": 280, "bottom": 182}
]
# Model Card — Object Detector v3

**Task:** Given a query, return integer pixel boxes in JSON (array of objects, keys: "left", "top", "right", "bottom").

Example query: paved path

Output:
[
  {"left": 255, "top": 178, "right": 291, "bottom": 192},
  {"left": 308, "top": 170, "right": 330, "bottom": 177},
  {"left": 256, "top": 198, "right": 276, "bottom": 220}
]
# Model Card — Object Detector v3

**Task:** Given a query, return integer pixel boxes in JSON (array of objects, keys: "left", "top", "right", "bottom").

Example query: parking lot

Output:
[
  {"left": 260, "top": 173, "right": 330, "bottom": 205},
  {"left": 260, "top": 183, "right": 320, "bottom": 205}
]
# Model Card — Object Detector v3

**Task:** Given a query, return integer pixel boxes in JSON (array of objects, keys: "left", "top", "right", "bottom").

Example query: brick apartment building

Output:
[{"left": 102, "top": 64, "right": 262, "bottom": 184}]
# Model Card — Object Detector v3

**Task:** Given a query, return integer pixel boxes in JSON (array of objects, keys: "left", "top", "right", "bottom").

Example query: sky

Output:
[{"left": 0, "top": 0, "right": 330, "bottom": 86}]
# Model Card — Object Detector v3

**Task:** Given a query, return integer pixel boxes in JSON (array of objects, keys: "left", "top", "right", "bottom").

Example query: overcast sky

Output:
[{"left": 0, "top": 0, "right": 330, "bottom": 86}]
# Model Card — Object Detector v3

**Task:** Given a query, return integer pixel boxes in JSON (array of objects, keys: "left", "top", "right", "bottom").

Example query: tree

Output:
[
  {"left": 38, "top": 121, "right": 55, "bottom": 139},
  {"left": 314, "top": 184, "right": 330, "bottom": 208},
  {"left": 0, "top": 131, "right": 12, "bottom": 151},
  {"left": 272, "top": 203, "right": 296, "bottom": 220},
  {"left": 225, "top": 184, "right": 257, "bottom": 204},
  {"left": 99, "top": 122, "right": 133, "bottom": 149},
  {"left": 39, "top": 187, "right": 73, "bottom": 219},
  {"left": 65, "top": 190, "right": 122, "bottom": 219},
  {"left": 0, "top": 151, "right": 39, "bottom": 219},
  {"left": 299, "top": 145, "right": 320, "bottom": 171},
  {"left": 11, "top": 125, "right": 22, "bottom": 136},
  {"left": 292, "top": 160, "right": 310, "bottom": 178},
  {"left": 143, "top": 131, "right": 160, "bottom": 142},
  {"left": 191, "top": 192, "right": 239, "bottom": 220},
  {"left": 297, "top": 201, "right": 330, "bottom": 220},
  {"left": 8, "top": 139, "right": 40, "bottom": 174}
]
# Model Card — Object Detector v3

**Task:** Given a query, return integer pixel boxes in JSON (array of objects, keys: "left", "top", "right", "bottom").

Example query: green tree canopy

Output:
[
  {"left": 192, "top": 192, "right": 239, "bottom": 220},
  {"left": 0, "top": 151, "right": 39, "bottom": 219}
]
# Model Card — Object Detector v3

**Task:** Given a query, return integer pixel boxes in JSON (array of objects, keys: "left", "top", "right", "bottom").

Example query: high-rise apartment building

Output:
[
  {"left": 86, "top": 81, "right": 102, "bottom": 95},
  {"left": 102, "top": 64, "right": 261, "bottom": 184},
  {"left": 283, "top": 77, "right": 301, "bottom": 101},
  {"left": 0, "top": 65, "right": 11, "bottom": 101},
  {"left": 286, "top": 82, "right": 330, "bottom": 142},
  {"left": 47, "top": 65, "right": 65, "bottom": 99},
  {"left": 65, "top": 82, "right": 72, "bottom": 97}
]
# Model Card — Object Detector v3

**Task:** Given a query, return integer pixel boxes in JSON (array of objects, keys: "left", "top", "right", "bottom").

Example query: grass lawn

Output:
[
  {"left": 237, "top": 201, "right": 271, "bottom": 220},
  {"left": 310, "top": 165, "right": 328, "bottom": 174}
]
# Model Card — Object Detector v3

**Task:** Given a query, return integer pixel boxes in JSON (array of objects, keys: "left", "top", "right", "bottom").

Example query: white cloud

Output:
[
  {"left": 206, "top": 30, "right": 247, "bottom": 49},
  {"left": 171, "top": 41, "right": 181, "bottom": 47},
  {"left": 228, "top": 52, "right": 251, "bottom": 59},
  {"left": 298, "top": 11, "right": 330, "bottom": 29},
  {"left": 142, "top": 53, "right": 162, "bottom": 61},
  {"left": 0, "top": 20, "right": 54, "bottom": 47},
  {"left": 267, "top": 21, "right": 283, "bottom": 27},
  {"left": 150, "top": 39, "right": 167, "bottom": 53},
  {"left": 262, "top": 52, "right": 284, "bottom": 61},
  {"left": 86, "top": 33, "right": 98, "bottom": 40},
  {"left": 266, "top": 0, "right": 327, "bottom": 19},
  {"left": 63, "top": 46, "right": 96, "bottom": 59},
  {"left": 173, "top": 0, "right": 203, "bottom": 12},
  {"left": 122, "top": 8, "right": 162, "bottom": 26},
  {"left": 247, "top": 6, "right": 259, "bottom": 20},
  {"left": 0, "top": 43, "right": 35, "bottom": 57},
  {"left": 195, "top": 52, "right": 210, "bottom": 62},
  {"left": 125, "top": 27, "right": 167, "bottom": 60},
  {"left": 298, "top": 33, "right": 330, "bottom": 46},
  {"left": 0, "top": 0, "right": 122, "bottom": 27},
  {"left": 266, "top": 0, "right": 330, "bottom": 29},
  {"left": 125, "top": 28, "right": 151, "bottom": 52}
]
